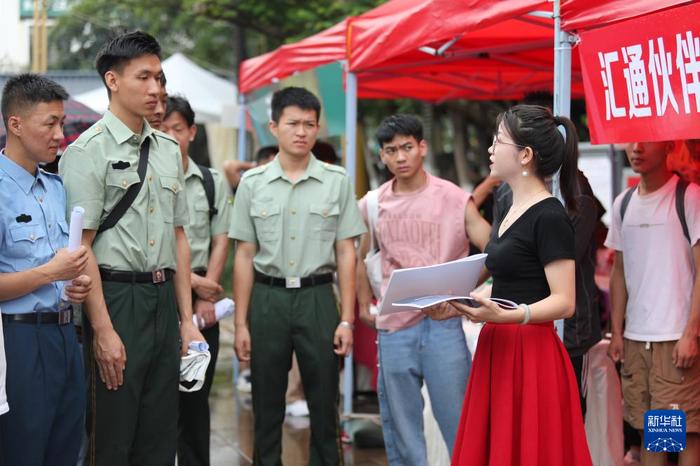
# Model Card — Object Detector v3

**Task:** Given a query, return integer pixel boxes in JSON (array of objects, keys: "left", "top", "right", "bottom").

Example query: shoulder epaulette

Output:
[
  {"left": 321, "top": 162, "right": 347, "bottom": 175},
  {"left": 241, "top": 164, "right": 268, "bottom": 179},
  {"left": 38, "top": 168, "right": 63, "bottom": 182},
  {"left": 153, "top": 130, "right": 178, "bottom": 145},
  {"left": 69, "top": 122, "right": 104, "bottom": 148}
]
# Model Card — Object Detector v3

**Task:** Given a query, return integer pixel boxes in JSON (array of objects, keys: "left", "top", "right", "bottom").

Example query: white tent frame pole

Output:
[
  {"left": 552, "top": 0, "right": 573, "bottom": 341},
  {"left": 553, "top": 0, "right": 572, "bottom": 118},
  {"left": 342, "top": 66, "right": 358, "bottom": 419},
  {"left": 237, "top": 94, "right": 247, "bottom": 161}
]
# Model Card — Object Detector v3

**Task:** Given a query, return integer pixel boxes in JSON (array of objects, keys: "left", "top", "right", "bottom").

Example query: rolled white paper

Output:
[
  {"left": 192, "top": 297, "right": 235, "bottom": 329},
  {"left": 67, "top": 206, "right": 85, "bottom": 252},
  {"left": 62, "top": 206, "right": 85, "bottom": 300}
]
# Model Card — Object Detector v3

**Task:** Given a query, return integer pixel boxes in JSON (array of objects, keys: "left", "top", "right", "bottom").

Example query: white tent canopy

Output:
[{"left": 74, "top": 52, "right": 238, "bottom": 126}]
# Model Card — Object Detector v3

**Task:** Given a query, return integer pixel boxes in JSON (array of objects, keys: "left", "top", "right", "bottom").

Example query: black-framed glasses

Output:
[{"left": 492, "top": 134, "right": 527, "bottom": 149}]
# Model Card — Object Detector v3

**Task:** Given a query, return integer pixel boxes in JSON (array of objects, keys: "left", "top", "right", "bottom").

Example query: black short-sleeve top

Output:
[{"left": 486, "top": 197, "right": 575, "bottom": 305}]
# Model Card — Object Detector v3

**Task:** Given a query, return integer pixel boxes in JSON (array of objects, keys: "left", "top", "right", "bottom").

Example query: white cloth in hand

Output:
[{"left": 179, "top": 345, "right": 211, "bottom": 393}]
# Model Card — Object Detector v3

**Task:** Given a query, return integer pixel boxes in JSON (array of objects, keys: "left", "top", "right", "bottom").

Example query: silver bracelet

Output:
[
  {"left": 338, "top": 320, "right": 354, "bottom": 330},
  {"left": 519, "top": 303, "right": 531, "bottom": 325}
]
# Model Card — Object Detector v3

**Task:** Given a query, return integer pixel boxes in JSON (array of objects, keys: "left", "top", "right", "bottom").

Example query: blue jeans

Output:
[{"left": 377, "top": 317, "right": 471, "bottom": 466}]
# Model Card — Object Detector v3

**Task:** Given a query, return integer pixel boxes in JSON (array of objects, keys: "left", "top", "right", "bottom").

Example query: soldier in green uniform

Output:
[
  {"left": 58, "top": 31, "right": 204, "bottom": 466},
  {"left": 229, "top": 87, "right": 366, "bottom": 466},
  {"left": 162, "top": 95, "right": 231, "bottom": 465}
]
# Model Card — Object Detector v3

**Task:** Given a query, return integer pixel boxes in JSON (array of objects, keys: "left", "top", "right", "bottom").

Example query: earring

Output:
[
  {"left": 522, "top": 170, "right": 529, "bottom": 177},
  {"left": 521, "top": 161, "right": 528, "bottom": 177}
]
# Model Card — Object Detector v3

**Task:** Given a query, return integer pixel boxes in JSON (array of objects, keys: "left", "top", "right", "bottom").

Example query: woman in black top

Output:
[{"left": 430, "top": 105, "right": 593, "bottom": 466}]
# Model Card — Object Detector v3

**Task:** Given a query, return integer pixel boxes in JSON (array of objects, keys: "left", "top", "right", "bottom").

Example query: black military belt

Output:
[
  {"left": 99, "top": 268, "right": 175, "bottom": 284},
  {"left": 254, "top": 271, "right": 333, "bottom": 289},
  {"left": 192, "top": 268, "right": 207, "bottom": 277},
  {"left": 2, "top": 308, "right": 73, "bottom": 325}
]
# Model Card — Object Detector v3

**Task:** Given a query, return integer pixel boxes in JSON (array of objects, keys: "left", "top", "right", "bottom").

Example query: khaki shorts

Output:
[{"left": 622, "top": 339, "right": 700, "bottom": 433}]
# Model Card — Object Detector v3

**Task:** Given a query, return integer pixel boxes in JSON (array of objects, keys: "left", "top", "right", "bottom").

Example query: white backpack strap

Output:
[{"left": 366, "top": 189, "right": 379, "bottom": 253}]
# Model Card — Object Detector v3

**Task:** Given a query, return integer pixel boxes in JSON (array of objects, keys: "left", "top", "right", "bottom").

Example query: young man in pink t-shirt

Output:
[{"left": 357, "top": 114, "right": 490, "bottom": 466}]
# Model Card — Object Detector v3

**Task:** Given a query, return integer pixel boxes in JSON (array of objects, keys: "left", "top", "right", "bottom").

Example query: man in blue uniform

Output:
[{"left": 0, "top": 74, "right": 92, "bottom": 466}]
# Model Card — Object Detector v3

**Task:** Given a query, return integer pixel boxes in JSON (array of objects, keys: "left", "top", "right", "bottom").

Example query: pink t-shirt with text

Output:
[{"left": 359, "top": 173, "right": 471, "bottom": 331}]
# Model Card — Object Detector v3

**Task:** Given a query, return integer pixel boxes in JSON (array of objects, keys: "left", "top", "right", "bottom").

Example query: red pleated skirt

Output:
[{"left": 451, "top": 322, "right": 593, "bottom": 466}]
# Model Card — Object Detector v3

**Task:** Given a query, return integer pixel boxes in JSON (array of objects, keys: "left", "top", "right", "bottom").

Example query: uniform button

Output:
[
  {"left": 291, "top": 209, "right": 296, "bottom": 215},
  {"left": 38, "top": 196, "right": 43, "bottom": 203},
  {"left": 29, "top": 234, "right": 36, "bottom": 241},
  {"left": 261, "top": 210, "right": 267, "bottom": 217},
  {"left": 289, "top": 260, "right": 295, "bottom": 266},
  {"left": 149, "top": 207, "right": 155, "bottom": 214},
  {"left": 148, "top": 176, "right": 153, "bottom": 182},
  {"left": 122, "top": 180, "right": 128, "bottom": 187},
  {"left": 149, "top": 239, "right": 155, "bottom": 246},
  {"left": 291, "top": 235, "right": 296, "bottom": 240},
  {"left": 322, "top": 209, "right": 329, "bottom": 217},
  {"left": 172, "top": 184, "right": 178, "bottom": 192}
]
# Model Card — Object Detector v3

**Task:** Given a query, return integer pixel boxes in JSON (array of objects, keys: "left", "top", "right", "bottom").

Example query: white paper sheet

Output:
[
  {"left": 379, "top": 253, "right": 487, "bottom": 315},
  {"left": 62, "top": 206, "right": 84, "bottom": 300}
]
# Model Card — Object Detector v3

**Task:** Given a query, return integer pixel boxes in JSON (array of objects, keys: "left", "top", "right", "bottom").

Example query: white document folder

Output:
[{"left": 379, "top": 253, "right": 487, "bottom": 315}]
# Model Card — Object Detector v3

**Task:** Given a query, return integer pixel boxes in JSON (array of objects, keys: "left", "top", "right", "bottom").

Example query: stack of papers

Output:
[
  {"left": 379, "top": 253, "right": 488, "bottom": 316},
  {"left": 392, "top": 295, "right": 518, "bottom": 310}
]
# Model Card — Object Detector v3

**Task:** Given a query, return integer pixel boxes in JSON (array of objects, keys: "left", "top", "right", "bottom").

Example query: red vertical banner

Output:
[{"left": 578, "top": 2, "right": 700, "bottom": 144}]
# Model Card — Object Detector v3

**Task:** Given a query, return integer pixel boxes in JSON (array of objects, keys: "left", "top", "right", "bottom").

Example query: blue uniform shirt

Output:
[{"left": 0, "top": 152, "right": 68, "bottom": 314}]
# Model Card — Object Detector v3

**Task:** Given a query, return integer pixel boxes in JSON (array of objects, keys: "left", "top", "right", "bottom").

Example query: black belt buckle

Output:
[
  {"left": 58, "top": 309, "right": 72, "bottom": 325},
  {"left": 152, "top": 269, "right": 166, "bottom": 284}
]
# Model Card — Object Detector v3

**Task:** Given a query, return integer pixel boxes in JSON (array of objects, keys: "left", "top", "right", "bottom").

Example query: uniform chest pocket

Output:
[
  {"left": 9, "top": 223, "right": 48, "bottom": 266},
  {"left": 159, "top": 176, "right": 182, "bottom": 223},
  {"left": 309, "top": 203, "right": 339, "bottom": 240},
  {"left": 250, "top": 202, "right": 281, "bottom": 242},
  {"left": 190, "top": 204, "right": 211, "bottom": 239},
  {"left": 105, "top": 169, "right": 141, "bottom": 214}
]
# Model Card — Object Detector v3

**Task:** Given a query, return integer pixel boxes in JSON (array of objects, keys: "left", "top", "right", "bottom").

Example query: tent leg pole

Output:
[
  {"left": 342, "top": 69, "right": 357, "bottom": 423},
  {"left": 237, "top": 94, "right": 247, "bottom": 161},
  {"left": 553, "top": 0, "right": 572, "bottom": 119},
  {"left": 552, "top": 0, "right": 573, "bottom": 341}
]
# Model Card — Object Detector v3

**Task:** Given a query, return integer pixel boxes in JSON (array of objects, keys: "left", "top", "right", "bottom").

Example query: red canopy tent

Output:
[
  {"left": 239, "top": 19, "right": 348, "bottom": 95},
  {"left": 346, "top": 0, "right": 574, "bottom": 101},
  {"left": 238, "top": 0, "right": 693, "bottom": 102}
]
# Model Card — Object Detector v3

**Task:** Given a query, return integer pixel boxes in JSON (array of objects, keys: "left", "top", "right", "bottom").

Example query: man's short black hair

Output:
[
  {"left": 164, "top": 95, "right": 195, "bottom": 127},
  {"left": 95, "top": 31, "right": 161, "bottom": 91},
  {"left": 270, "top": 87, "right": 321, "bottom": 123},
  {"left": 255, "top": 145, "right": 278, "bottom": 163},
  {"left": 1, "top": 73, "right": 68, "bottom": 128},
  {"left": 376, "top": 114, "right": 424, "bottom": 148}
]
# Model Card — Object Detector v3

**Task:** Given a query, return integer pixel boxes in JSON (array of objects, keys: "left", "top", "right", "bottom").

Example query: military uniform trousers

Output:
[
  {"left": 0, "top": 317, "right": 85, "bottom": 466},
  {"left": 177, "top": 287, "right": 220, "bottom": 466},
  {"left": 250, "top": 281, "right": 343, "bottom": 466},
  {"left": 84, "top": 279, "right": 180, "bottom": 466}
]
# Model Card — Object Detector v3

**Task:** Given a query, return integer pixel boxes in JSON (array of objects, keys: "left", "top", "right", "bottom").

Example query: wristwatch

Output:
[{"left": 338, "top": 320, "right": 354, "bottom": 330}]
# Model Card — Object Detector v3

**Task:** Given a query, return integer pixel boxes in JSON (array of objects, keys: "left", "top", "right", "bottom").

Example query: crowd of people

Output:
[{"left": 0, "top": 28, "right": 698, "bottom": 466}]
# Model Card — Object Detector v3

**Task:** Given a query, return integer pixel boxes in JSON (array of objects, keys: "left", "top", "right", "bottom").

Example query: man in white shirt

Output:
[{"left": 606, "top": 140, "right": 700, "bottom": 466}]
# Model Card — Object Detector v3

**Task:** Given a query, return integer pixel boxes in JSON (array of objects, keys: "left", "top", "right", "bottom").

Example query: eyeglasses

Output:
[{"left": 492, "top": 134, "right": 527, "bottom": 149}]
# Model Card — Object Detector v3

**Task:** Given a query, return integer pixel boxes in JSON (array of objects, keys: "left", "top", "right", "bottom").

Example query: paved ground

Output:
[{"left": 209, "top": 320, "right": 388, "bottom": 466}]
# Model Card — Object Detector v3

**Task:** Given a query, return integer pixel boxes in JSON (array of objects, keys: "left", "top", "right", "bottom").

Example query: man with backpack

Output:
[
  {"left": 606, "top": 141, "right": 700, "bottom": 466},
  {"left": 162, "top": 95, "right": 231, "bottom": 465}
]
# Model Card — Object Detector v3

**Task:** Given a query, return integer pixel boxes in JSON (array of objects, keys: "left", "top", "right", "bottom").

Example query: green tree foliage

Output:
[{"left": 50, "top": 0, "right": 382, "bottom": 73}]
